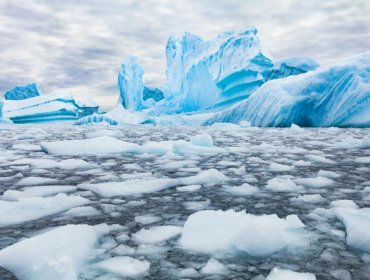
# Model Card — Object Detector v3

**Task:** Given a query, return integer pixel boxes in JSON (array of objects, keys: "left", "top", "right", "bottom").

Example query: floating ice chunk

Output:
[
  {"left": 266, "top": 177, "right": 304, "bottom": 192},
  {"left": 134, "top": 214, "right": 162, "bottom": 225},
  {"left": 16, "top": 176, "right": 58, "bottom": 186},
  {"left": 330, "top": 200, "right": 358, "bottom": 209},
  {"left": 293, "top": 160, "right": 311, "bottom": 167},
  {"left": 41, "top": 136, "right": 140, "bottom": 156},
  {"left": 201, "top": 258, "right": 229, "bottom": 275},
  {"left": 95, "top": 256, "right": 150, "bottom": 278},
  {"left": 79, "top": 169, "right": 226, "bottom": 197},
  {"left": 85, "top": 129, "right": 122, "bottom": 138},
  {"left": 294, "top": 176, "right": 334, "bottom": 188},
  {"left": 0, "top": 224, "right": 108, "bottom": 280},
  {"left": 63, "top": 206, "right": 100, "bottom": 217},
  {"left": 317, "top": 170, "right": 341, "bottom": 179},
  {"left": 266, "top": 267, "right": 316, "bottom": 280},
  {"left": 355, "top": 157, "right": 370, "bottom": 163},
  {"left": 306, "top": 155, "right": 336, "bottom": 165},
  {"left": 183, "top": 199, "right": 211, "bottom": 211},
  {"left": 133, "top": 226, "right": 182, "bottom": 244},
  {"left": 269, "top": 162, "right": 294, "bottom": 172},
  {"left": 162, "top": 160, "right": 197, "bottom": 170},
  {"left": 223, "top": 183, "right": 259, "bottom": 196},
  {"left": 0, "top": 194, "right": 89, "bottom": 227},
  {"left": 110, "top": 244, "right": 135, "bottom": 255},
  {"left": 334, "top": 207, "right": 370, "bottom": 253},
  {"left": 11, "top": 143, "right": 41, "bottom": 151},
  {"left": 2, "top": 185, "right": 76, "bottom": 201},
  {"left": 190, "top": 134, "right": 213, "bottom": 147},
  {"left": 178, "top": 268, "right": 201, "bottom": 278},
  {"left": 291, "top": 194, "right": 325, "bottom": 203},
  {"left": 57, "top": 159, "right": 94, "bottom": 170},
  {"left": 180, "top": 210, "right": 306, "bottom": 256},
  {"left": 41, "top": 135, "right": 226, "bottom": 156},
  {"left": 176, "top": 185, "right": 201, "bottom": 192}
]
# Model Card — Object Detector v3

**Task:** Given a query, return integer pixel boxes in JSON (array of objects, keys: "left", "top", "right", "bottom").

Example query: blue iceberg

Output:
[
  {"left": 2, "top": 93, "right": 99, "bottom": 124},
  {"left": 156, "top": 27, "right": 274, "bottom": 113},
  {"left": 118, "top": 56, "right": 144, "bottom": 111},
  {"left": 207, "top": 52, "right": 370, "bottom": 127},
  {"left": 4, "top": 83, "right": 41, "bottom": 100},
  {"left": 143, "top": 87, "right": 164, "bottom": 103}
]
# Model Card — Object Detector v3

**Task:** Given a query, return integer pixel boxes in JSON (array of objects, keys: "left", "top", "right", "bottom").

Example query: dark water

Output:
[{"left": 0, "top": 124, "right": 369, "bottom": 279}]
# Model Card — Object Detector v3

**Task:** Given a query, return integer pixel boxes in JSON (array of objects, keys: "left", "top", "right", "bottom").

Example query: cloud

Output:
[{"left": 0, "top": 0, "right": 369, "bottom": 108}]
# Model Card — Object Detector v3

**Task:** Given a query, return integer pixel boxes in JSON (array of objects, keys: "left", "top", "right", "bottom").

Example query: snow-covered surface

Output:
[
  {"left": 209, "top": 52, "right": 370, "bottom": 127},
  {"left": 0, "top": 124, "right": 369, "bottom": 279}
]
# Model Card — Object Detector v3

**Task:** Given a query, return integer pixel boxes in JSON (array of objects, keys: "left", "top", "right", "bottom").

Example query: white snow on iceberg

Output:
[{"left": 180, "top": 209, "right": 307, "bottom": 257}]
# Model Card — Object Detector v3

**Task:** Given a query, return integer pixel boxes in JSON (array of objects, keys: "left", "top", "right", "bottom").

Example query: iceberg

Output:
[
  {"left": 118, "top": 56, "right": 144, "bottom": 111},
  {"left": 158, "top": 27, "right": 274, "bottom": 113},
  {"left": 2, "top": 93, "right": 99, "bottom": 124},
  {"left": 4, "top": 83, "right": 41, "bottom": 100},
  {"left": 207, "top": 52, "right": 370, "bottom": 127}
]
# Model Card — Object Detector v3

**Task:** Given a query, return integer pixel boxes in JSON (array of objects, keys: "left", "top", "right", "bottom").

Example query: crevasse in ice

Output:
[{"left": 207, "top": 52, "right": 370, "bottom": 127}]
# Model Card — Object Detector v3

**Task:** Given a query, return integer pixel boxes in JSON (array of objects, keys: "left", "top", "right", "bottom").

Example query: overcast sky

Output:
[{"left": 1, "top": 0, "right": 369, "bottom": 109}]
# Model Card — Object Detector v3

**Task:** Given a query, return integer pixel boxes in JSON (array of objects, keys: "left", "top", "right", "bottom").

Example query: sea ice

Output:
[
  {"left": 180, "top": 210, "right": 306, "bottom": 256},
  {"left": 95, "top": 256, "right": 150, "bottom": 278},
  {"left": 266, "top": 267, "right": 316, "bottom": 280},
  {"left": 133, "top": 226, "right": 182, "bottom": 244},
  {"left": 0, "top": 224, "right": 109, "bottom": 280},
  {"left": 0, "top": 194, "right": 89, "bottom": 226}
]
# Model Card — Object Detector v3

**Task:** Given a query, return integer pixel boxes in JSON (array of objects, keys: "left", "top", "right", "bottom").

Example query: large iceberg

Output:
[
  {"left": 4, "top": 83, "right": 41, "bottom": 100},
  {"left": 207, "top": 52, "right": 370, "bottom": 127},
  {"left": 2, "top": 93, "right": 99, "bottom": 124},
  {"left": 157, "top": 27, "right": 274, "bottom": 113}
]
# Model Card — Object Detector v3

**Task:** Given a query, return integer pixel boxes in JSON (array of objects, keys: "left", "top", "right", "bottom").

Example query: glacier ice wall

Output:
[
  {"left": 4, "top": 83, "right": 41, "bottom": 100},
  {"left": 159, "top": 27, "right": 274, "bottom": 113},
  {"left": 3, "top": 93, "right": 99, "bottom": 124},
  {"left": 207, "top": 52, "right": 370, "bottom": 127},
  {"left": 118, "top": 56, "right": 144, "bottom": 111}
]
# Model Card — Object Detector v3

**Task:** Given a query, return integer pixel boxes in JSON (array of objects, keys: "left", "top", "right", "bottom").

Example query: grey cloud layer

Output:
[{"left": 0, "top": 0, "right": 369, "bottom": 108}]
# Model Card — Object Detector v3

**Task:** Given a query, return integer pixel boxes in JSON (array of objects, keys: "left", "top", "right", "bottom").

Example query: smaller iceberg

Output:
[
  {"left": 4, "top": 83, "right": 41, "bottom": 100},
  {"left": 118, "top": 56, "right": 144, "bottom": 111},
  {"left": 2, "top": 93, "right": 99, "bottom": 124}
]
